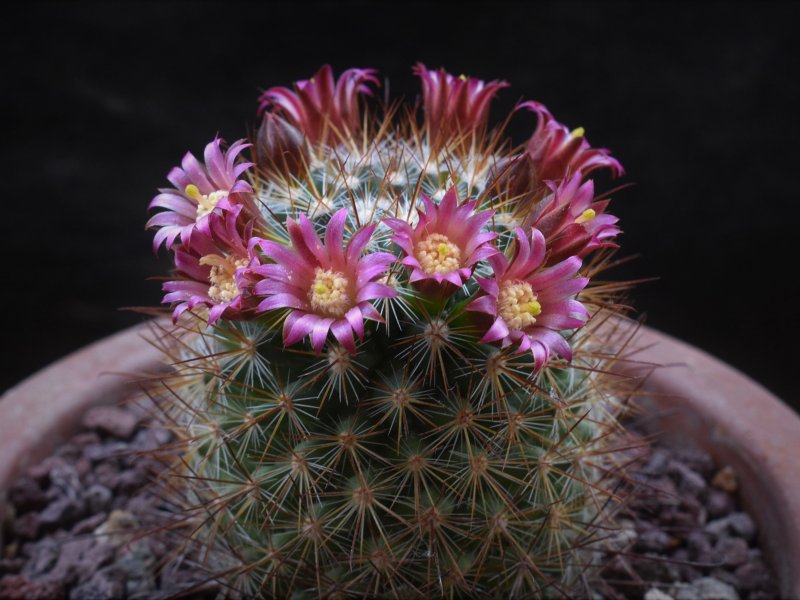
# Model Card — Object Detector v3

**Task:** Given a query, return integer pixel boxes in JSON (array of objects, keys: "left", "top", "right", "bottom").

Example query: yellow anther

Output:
[
  {"left": 459, "top": 74, "right": 468, "bottom": 81},
  {"left": 184, "top": 184, "right": 201, "bottom": 199},
  {"left": 200, "top": 254, "right": 248, "bottom": 304},
  {"left": 570, "top": 127, "right": 585, "bottom": 138},
  {"left": 575, "top": 208, "right": 596, "bottom": 224}
]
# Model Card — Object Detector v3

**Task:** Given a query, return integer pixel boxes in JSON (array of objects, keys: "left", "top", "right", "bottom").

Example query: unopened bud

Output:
[
  {"left": 487, "top": 153, "right": 539, "bottom": 207},
  {"left": 256, "top": 113, "right": 309, "bottom": 176}
]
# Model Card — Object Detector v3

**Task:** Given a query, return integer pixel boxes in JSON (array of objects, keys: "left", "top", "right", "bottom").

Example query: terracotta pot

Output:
[
  {"left": 624, "top": 327, "right": 800, "bottom": 598},
  {"left": 0, "top": 322, "right": 164, "bottom": 490},
  {"left": 1, "top": 322, "right": 798, "bottom": 596}
]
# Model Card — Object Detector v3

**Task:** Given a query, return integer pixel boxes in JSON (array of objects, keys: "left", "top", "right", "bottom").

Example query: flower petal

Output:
[
  {"left": 258, "top": 293, "right": 307, "bottom": 312},
  {"left": 347, "top": 224, "right": 377, "bottom": 263},
  {"left": 528, "top": 256, "right": 583, "bottom": 289},
  {"left": 331, "top": 319, "right": 356, "bottom": 353},
  {"left": 356, "top": 282, "right": 396, "bottom": 302},
  {"left": 311, "top": 318, "right": 335, "bottom": 353},
  {"left": 326, "top": 208, "right": 348, "bottom": 269},
  {"left": 284, "top": 313, "right": 318, "bottom": 346},
  {"left": 467, "top": 295, "right": 496, "bottom": 315},
  {"left": 345, "top": 305, "right": 365, "bottom": 339},
  {"left": 359, "top": 301, "right": 384, "bottom": 323},
  {"left": 481, "top": 317, "right": 510, "bottom": 344},
  {"left": 297, "top": 214, "right": 329, "bottom": 266}
]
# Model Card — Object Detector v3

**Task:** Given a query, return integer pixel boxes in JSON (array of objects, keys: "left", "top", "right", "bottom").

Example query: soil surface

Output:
[
  {"left": 0, "top": 403, "right": 777, "bottom": 599},
  {"left": 596, "top": 428, "right": 778, "bottom": 600},
  {"left": 0, "top": 402, "right": 217, "bottom": 600}
]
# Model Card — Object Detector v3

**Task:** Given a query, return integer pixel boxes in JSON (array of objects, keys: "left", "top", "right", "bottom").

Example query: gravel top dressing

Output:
[
  {"left": 597, "top": 427, "right": 777, "bottom": 600},
  {"left": 0, "top": 402, "right": 217, "bottom": 600},
  {"left": 0, "top": 402, "right": 777, "bottom": 600}
]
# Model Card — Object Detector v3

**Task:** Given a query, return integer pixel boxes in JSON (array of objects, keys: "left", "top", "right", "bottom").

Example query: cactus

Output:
[{"left": 146, "top": 64, "right": 635, "bottom": 598}]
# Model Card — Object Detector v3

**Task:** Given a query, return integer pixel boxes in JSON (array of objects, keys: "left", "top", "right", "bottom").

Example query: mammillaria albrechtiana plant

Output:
[{"left": 146, "top": 63, "right": 637, "bottom": 598}]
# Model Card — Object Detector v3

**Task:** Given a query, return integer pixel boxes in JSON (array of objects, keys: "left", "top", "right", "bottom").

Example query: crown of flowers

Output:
[{"left": 147, "top": 64, "right": 623, "bottom": 370}]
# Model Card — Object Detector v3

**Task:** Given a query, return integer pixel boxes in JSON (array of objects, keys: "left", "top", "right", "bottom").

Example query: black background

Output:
[{"left": 2, "top": 2, "right": 797, "bottom": 407}]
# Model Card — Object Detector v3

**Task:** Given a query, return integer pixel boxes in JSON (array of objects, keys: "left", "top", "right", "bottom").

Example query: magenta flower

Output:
[
  {"left": 518, "top": 101, "right": 623, "bottom": 182},
  {"left": 259, "top": 65, "right": 379, "bottom": 147},
  {"left": 530, "top": 173, "right": 621, "bottom": 265},
  {"left": 414, "top": 63, "right": 508, "bottom": 143},
  {"left": 467, "top": 228, "right": 589, "bottom": 369},
  {"left": 251, "top": 209, "right": 396, "bottom": 353},
  {"left": 147, "top": 139, "right": 253, "bottom": 252},
  {"left": 162, "top": 206, "right": 259, "bottom": 324},
  {"left": 384, "top": 188, "right": 498, "bottom": 290}
]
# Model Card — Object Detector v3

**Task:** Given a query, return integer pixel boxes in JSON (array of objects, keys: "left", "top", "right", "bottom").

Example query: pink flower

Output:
[
  {"left": 518, "top": 101, "right": 623, "bottom": 182},
  {"left": 147, "top": 139, "right": 253, "bottom": 252},
  {"left": 162, "top": 206, "right": 259, "bottom": 324},
  {"left": 529, "top": 173, "right": 621, "bottom": 265},
  {"left": 251, "top": 209, "right": 396, "bottom": 353},
  {"left": 384, "top": 188, "right": 498, "bottom": 290},
  {"left": 414, "top": 63, "right": 508, "bottom": 143},
  {"left": 259, "top": 65, "right": 379, "bottom": 146},
  {"left": 467, "top": 228, "right": 589, "bottom": 370}
]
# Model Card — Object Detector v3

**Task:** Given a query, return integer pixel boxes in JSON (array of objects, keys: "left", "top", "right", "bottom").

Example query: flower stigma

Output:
[
  {"left": 185, "top": 184, "right": 228, "bottom": 220},
  {"left": 498, "top": 280, "right": 542, "bottom": 330},
  {"left": 575, "top": 208, "right": 596, "bottom": 224},
  {"left": 310, "top": 268, "right": 351, "bottom": 317},
  {"left": 416, "top": 233, "right": 461, "bottom": 275}
]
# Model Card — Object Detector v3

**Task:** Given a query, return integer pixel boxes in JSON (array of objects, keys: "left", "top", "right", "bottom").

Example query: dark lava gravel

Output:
[
  {"left": 595, "top": 431, "right": 778, "bottom": 600},
  {"left": 0, "top": 403, "right": 217, "bottom": 600},
  {"left": 0, "top": 403, "right": 778, "bottom": 600}
]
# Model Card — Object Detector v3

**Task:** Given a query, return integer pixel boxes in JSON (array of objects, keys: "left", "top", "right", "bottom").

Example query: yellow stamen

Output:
[
  {"left": 498, "top": 281, "right": 541, "bottom": 330},
  {"left": 309, "top": 268, "right": 351, "bottom": 318},
  {"left": 575, "top": 208, "right": 596, "bottom": 224},
  {"left": 199, "top": 255, "right": 248, "bottom": 304},
  {"left": 185, "top": 184, "right": 228, "bottom": 220},
  {"left": 570, "top": 127, "right": 585, "bottom": 138},
  {"left": 416, "top": 233, "right": 461, "bottom": 275}
]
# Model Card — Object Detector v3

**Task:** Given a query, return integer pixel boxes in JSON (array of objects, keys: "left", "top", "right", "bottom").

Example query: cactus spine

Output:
[{"left": 146, "top": 64, "right": 633, "bottom": 598}]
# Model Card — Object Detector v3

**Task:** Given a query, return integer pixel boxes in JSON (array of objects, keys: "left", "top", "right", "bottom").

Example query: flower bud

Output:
[
  {"left": 256, "top": 113, "right": 309, "bottom": 176},
  {"left": 487, "top": 153, "right": 543, "bottom": 214}
]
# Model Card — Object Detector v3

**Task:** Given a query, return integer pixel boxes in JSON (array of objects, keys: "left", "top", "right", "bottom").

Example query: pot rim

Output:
[
  {"left": 623, "top": 325, "right": 800, "bottom": 598},
  {"left": 0, "top": 321, "right": 165, "bottom": 490}
]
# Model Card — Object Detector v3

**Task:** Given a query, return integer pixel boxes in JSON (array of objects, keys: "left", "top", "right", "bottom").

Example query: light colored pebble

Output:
[
  {"left": 671, "top": 577, "right": 739, "bottom": 600},
  {"left": 711, "top": 466, "right": 738, "bottom": 493},
  {"left": 645, "top": 588, "right": 675, "bottom": 600}
]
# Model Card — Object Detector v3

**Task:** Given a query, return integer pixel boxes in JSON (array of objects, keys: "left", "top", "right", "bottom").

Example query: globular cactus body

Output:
[{"left": 147, "top": 64, "right": 631, "bottom": 598}]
